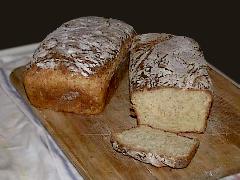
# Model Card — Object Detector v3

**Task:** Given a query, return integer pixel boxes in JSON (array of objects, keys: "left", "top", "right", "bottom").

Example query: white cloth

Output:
[{"left": 0, "top": 44, "right": 82, "bottom": 180}]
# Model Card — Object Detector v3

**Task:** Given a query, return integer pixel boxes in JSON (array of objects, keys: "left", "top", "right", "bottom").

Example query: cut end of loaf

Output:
[
  {"left": 132, "top": 88, "right": 212, "bottom": 133},
  {"left": 111, "top": 126, "right": 199, "bottom": 168}
]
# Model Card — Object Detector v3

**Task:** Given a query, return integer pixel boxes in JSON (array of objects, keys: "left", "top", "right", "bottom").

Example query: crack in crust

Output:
[
  {"left": 129, "top": 33, "right": 213, "bottom": 92},
  {"left": 28, "top": 16, "right": 135, "bottom": 77}
]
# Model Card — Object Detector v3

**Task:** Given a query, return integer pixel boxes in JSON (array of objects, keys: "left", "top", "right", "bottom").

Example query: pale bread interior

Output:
[
  {"left": 132, "top": 88, "right": 212, "bottom": 132},
  {"left": 115, "top": 126, "right": 198, "bottom": 157}
]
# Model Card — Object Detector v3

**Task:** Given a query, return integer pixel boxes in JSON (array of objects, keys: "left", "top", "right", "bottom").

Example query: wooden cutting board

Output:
[{"left": 10, "top": 66, "right": 240, "bottom": 180}]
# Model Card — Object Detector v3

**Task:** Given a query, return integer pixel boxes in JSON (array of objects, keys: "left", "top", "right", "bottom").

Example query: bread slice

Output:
[
  {"left": 111, "top": 126, "right": 199, "bottom": 168},
  {"left": 24, "top": 16, "right": 135, "bottom": 114},
  {"left": 129, "top": 33, "right": 213, "bottom": 133}
]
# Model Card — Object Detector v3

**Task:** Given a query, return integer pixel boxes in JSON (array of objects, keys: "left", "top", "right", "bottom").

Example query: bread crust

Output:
[
  {"left": 110, "top": 127, "right": 200, "bottom": 168},
  {"left": 129, "top": 33, "right": 213, "bottom": 92},
  {"left": 24, "top": 17, "right": 135, "bottom": 114},
  {"left": 129, "top": 33, "right": 213, "bottom": 132}
]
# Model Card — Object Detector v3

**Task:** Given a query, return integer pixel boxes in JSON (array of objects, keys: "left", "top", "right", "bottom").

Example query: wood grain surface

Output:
[{"left": 10, "top": 67, "right": 240, "bottom": 180}]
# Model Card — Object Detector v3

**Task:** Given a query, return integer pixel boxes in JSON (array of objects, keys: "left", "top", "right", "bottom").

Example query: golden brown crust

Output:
[
  {"left": 24, "top": 17, "right": 136, "bottom": 114},
  {"left": 110, "top": 128, "right": 200, "bottom": 168},
  {"left": 24, "top": 37, "right": 133, "bottom": 114},
  {"left": 105, "top": 54, "right": 129, "bottom": 106}
]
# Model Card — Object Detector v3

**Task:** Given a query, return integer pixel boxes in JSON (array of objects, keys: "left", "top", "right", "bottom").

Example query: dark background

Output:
[{"left": 1, "top": 1, "right": 239, "bottom": 83}]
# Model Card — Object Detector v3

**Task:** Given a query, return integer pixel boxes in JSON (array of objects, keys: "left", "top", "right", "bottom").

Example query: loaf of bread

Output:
[
  {"left": 24, "top": 16, "right": 135, "bottom": 114},
  {"left": 129, "top": 33, "right": 213, "bottom": 133},
  {"left": 111, "top": 126, "right": 199, "bottom": 168}
]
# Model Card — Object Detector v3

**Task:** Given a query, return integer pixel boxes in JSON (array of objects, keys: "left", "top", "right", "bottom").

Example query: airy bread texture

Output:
[
  {"left": 24, "top": 17, "right": 135, "bottom": 114},
  {"left": 111, "top": 126, "right": 199, "bottom": 168},
  {"left": 129, "top": 33, "right": 213, "bottom": 133}
]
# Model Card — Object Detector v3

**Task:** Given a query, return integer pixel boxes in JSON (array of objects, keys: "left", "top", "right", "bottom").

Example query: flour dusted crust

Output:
[
  {"left": 129, "top": 33, "right": 213, "bottom": 133},
  {"left": 129, "top": 33, "right": 213, "bottom": 92},
  {"left": 111, "top": 140, "right": 166, "bottom": 167},
  {"left": 29, "top": 16, "right": 135, "bottom": 77},
  {"left": 24, "top": 17, "right": 135, "bottom": 114}
]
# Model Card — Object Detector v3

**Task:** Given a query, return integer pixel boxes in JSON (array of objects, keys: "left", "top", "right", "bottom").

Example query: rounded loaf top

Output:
[
  {"left": 29, "top": 16, "right": 135, "bottom": 77},
  {"left": 130, "top": 33, "right": 213, "bottom": 91}
]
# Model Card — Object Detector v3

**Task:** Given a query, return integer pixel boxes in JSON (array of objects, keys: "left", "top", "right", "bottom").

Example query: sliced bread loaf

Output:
[
  {"left": 129, "top": 33, "right": 213, "bottom": 133},
  {"left": 111, "top": 126, "right": 199, "bottom": 168}
]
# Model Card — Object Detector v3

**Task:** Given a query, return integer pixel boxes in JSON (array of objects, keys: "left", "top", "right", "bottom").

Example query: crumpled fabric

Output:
[{"left": 0, "top": 44, "right": 82, "bottom": 180}]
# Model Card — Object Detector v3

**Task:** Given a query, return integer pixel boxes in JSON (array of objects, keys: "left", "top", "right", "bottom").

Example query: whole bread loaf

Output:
[
  {"left": 129, "top": 33, "right": 213, "bottom": 132},
  {"left": 24, "top": 16, "right": 135, "bottom": 114},
  {"left": 111, "top": 126, "right": 200, "bottom": 168}
]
